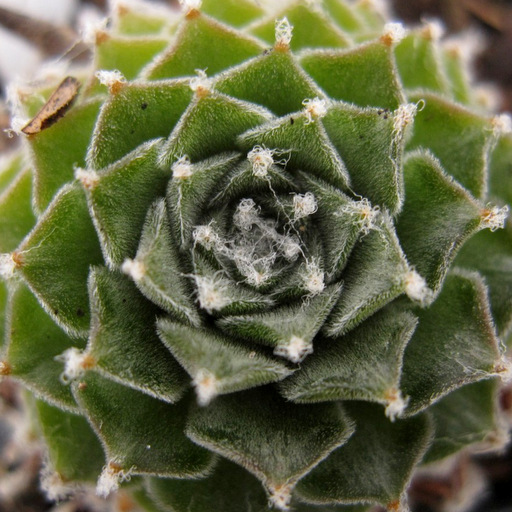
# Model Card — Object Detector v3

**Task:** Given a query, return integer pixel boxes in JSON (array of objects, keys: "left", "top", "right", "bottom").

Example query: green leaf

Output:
[
  {"left": 406, "top": 93, "right": 493, "bottom": 199},
  {"left": 113, "top": 3, "right": 169, "bottom": 35},
  {"left": 147, "top": 459, "right": 269, "bottom": 512},
  {"left": 83, "top": 139, "right": 170, "bottom": 266},
  {"left": 0, "top": 281, "right": 6, "bottom": 350},
  {"left": 280, "top": 304, "right": 417, "bottom": 417},
  {"left": 167, "top": 152, "right": 240, "bottom": 248},
  {"left": 36, "top": 400, "right": 104, "bottom": 483},
  {"left": 217, "top": 284, "right": 342, "bottom": 363},
  {"left": 0, "top": 168, "right": 36, "bottom": 253},
  {"left": 17, "top": 183, "right": 103, "bottom": 337},
  {"left": 424, "top": 379, "right": 501, "bottom": 464},
  {"left": 237, "top": 110, "right": 350, "bottom": 190},
  {"left": 95, "top": 36, "right": 168, "bottom": 80},
  {"left": 322, "top": 102, "right": 405, "bottom": 214},
  {"left": 144, "top": 13, "right": 262, "bottom": 79},
  {"left": 201, "top": 0, "right": 264, "bottom": 27},
  {"left": 215, "top": 49, "right": 323, "bottom": 116},
  {"left": 0, "top": 153, "right": 24, "bottom": 194},
  {"left": 157, "top": 319, "right": 293, "bottom": 404},
  {"left": 4, "top": 283, "right": 81, "bottom": 411},
  {"left": 88, "top": 80, "right": 193, "bottom": 169},
  {"left": 300, "top": 41, "right": 405, "bottom": 110},
  {"left": 401, "top": 270, "right": 504, "bottom": 415},
  {"left": 187, "top": 387, "right": 354, "bottom": 509},
  {"left": 323, "top": 0, "right": 365, "bottom": 33},
  {"left": 489, "top": 133, "right": 512, "bottom": 206},
  {"left": 455, "top": 227, "right": 512, "bottom": 337},
  {"left": 296, "top": 403, "right": 432, "bottom": 509},
  {"left": 73, "top": 373, "right": 215, "bottom": 480},
  {"left": 88, "top": 267, "right": 188, "bottom": 403},
  {"left": 394, "top": 31, "right": 449, "bottom": 94},
  {"left": 28, "top": 98, "right": 102, "bottom": 213},
  {"left": 324, "top": 213, "right": 409, "bottom": 337},
  {"left": 124, "top": 199, "right": 200, "bottom": 326},
  {"left": 159, "top": 92, "right": 272, "bottom": 170},
  {"left": 395, "top": 151, "right": 483, "bottom": 296},
  {"left": 441, "top": 44, "right": 472, "bottom": 105},
  {"left": 249, "top": 3, "right": 350, "bottom": 51}
]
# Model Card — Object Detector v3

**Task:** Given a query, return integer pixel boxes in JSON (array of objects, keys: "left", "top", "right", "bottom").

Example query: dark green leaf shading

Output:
[
  {"left": 125, "top": 199, "right": 200, "bottom": 326},
  {"left": 28, "top": 99, "right": 101, "bottom": 212},
  {"left": 159, "top": 92, "right": 271, "bottom": 170},
  {"left": 88, "top": 267, "right": 188, "bottom": 403},
  {"left": 36, "top": 400, "right": 104, "bottom": 483},
  {"left": 456, "top": 227, "right": 512, "bottom": 337},
  {"left": 88, "top": 81, "right": 193, "bottom": 169},
  {"left": 281, "top": 304, "right": 417, "bottom": 416},
  {"left": 395, "top": 151, "right": 483, "bottom": 296},
  {"left": 73, "top": 373, "right": 215, "bottom": 479},
  {"left": 0, "top": 168, "right": 36, "bottom": 253},
  {"left": 322, "top": 102, "right": 405, "bottom": 214},
  {"left": 324, "top": 214, "right": 409, "bottom": 337},
  {"left": 296, "top": 403, "right": 432, "bottom": 508},
  {"left": 144, "top": 13, "right": 262, "bottom": 79},
  {"left": 394, "top": 31, "right": 449, "bottom": 94},
  {"left": 237, "top": 111, "right": 350, "bottom": 190},
  {"left": 158, "top": 319, "right": 292, "bottom": 404},
  {"left": 217, "top": 284, "right": 342, "bottom": 362},
  {"left": 401, "top": 270, "right": 503, "bottom": 415},
  {"left": 201, "top": 0, "right": 264, "bottom": 27},
  {"left": 407, "top": 93, "right": 493, "bottom": 199},
  {"left": 84, "top": 139, "right": 170, "bottom": 266},
  {"left": 95, "top": 36, "right": 168, "bottom": 80},
  {"left": 249, "top": 3, "right": 350, "bottom": 51},
  {"left": 146, "top": 459, "right": 269, "bottom": 512},
  {"left": 424, "top": 379, "right": 501, "bottom": 464},
  {"left": 4, "top": 283, "right": 81, "bottom": 411},
  {"left": 300, "top": 42, "right": 404, "bottom": 110},
  {"left": 17, "top": 183, "right": 103, "bottom": 337},
  {"left": 215, "top": 49, "right": 323, "bottom": 116},
  {"left": 187, "top": 387, "right": 354, "bottom": 509}
]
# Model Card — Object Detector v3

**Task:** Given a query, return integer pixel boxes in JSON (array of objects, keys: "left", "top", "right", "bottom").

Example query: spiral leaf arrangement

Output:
[{"left": 1, "top": 1, "right": 512, "bottom": 511}]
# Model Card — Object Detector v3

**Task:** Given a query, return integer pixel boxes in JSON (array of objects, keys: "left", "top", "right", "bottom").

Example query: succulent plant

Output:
[{"left": 1, "top": 0, "right": 512, "bottom": 510}]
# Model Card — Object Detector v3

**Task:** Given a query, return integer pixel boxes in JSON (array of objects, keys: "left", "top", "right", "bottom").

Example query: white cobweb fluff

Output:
[
  {"left": 57, "top": 348, "right": 92, "bottom": 384},
  {"left": 190, "top": 69, "right": 210, "bottom": 93},
  {"left": 384, "top": 388, "right": 409, "bottom": 422},
  {"left": 121, "top": 258, "right": 146, "bottom": 282},
  {"left": 95, "top": 69, "right": 126, "bottom": 90},
  {"left": 293, "top": 192, "right": 318, "bottom": 220},
  {"left": 96, "top": 462, "right": 132, "bottom": 498},
  {"left": 193, "top": 368, "right": 218, "bottom": 406},
  {"left": 275, "top": 17, "right": 293, "bottom": 47},
  {"left": 268, "top": 482, "right": 293, "bottom": 511},
  {"left": 179, "top": 0, "right": 202, "bottom": 12},
  {"left": 481, "top": 204, "right": 509, "bottom": 232},
  {"left": 274, "top": 335, "right": 313, "bottom": 364},
  {"left": 393, "top": 102, "right": 420, "bottom": 136},
  {"left": 404, "top": 270, "right": 432, "bottom": 305},
  {"left": 247, "top": 146, "right": 275, "bottom": 177},
  {"left": 382, "top": 22, "right": 407, "bottom": 45},
  {"left": 172, "top": 155, "right": 194, "bottom": 179},
  {"left": 303, "top": 259, "right": 325, "bottom": 295},
  {"left": 75, "top": 168, "right": 100, "bottom": 190},
  {"left": 0, "top": 253, "right": 17, "bottom": 280},
  {"left": 492, "top": 113, "right": 512, "bottom": 137},
  {"left": 303, "top": 97, "right": 328, "bottom": 124}
]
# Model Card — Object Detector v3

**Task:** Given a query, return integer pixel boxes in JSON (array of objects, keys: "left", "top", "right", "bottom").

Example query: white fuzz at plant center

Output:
[
  {"left": 393, "top": 103, "right": 420, "bottom": 136},
  {"left": 494, "top": 355, "right": 512, "bottom": 383},
  {"left": 275, "top": 17, "right": 293, "bottom": 48},
  {"left": 193, "top": 224, "right": 220, "bottom": 250},
  {"left": 95, "top": 70, "right": 126, "bottom": 94},
  {"left": 480, "top": 204, "right": 509, "bottom": 232},
  {"left": 247, "top": 146, "right": 274, "bottom": 177},
  {"left": 384, "top": 388, "right": 409, "bottom": 422},
  {"left": 303, "top": 98, "right": 328, "bottom": 124},
  {"left": 193, "top": 368, "right": 218, "bottom": 406},
  {"left": 274, "top": 335, "right": 313, "bottom": 364},
  {"left": 194, "top": 275, "right": 230, "bottom": 313},
  {"left": 0, "top": 253, "right": 17, "bottom": 279},
  {"left": 303, "top": 259, "right": 325, "bottom": 295},
  {"left": 121, "top": 258, "right": 146, "bottom": 281},
  {"left": 179, "top": 0, "right": 202, "bottom": 12},
  {"left": 339, "top": 198, "right": 380, "bottom": 234},
  {"left": 268, "top": 482, "right": 293, "bottom": 511},
  {"left": 57, "top": 348, "right": 95, "bottom": 384},
  {"left": 233, "top": 198, "right": 260, "bottom": 231},
  {"left": 492, "top": 113, "right": 512, "bottom": 137},
  {"left": 96, "top": 462, "right": 132, "bottom": 498},
  {"left": 172, "top": 155, "right": 194, "bottom": 179},
  {"left": 293, "top": 192, "right": 318, "bottom": 220},
  {"left": 75, "top": 168, "right": 100, "bottom": 190},
  {"left": 189, "top": 69, "right": 211, "bottom": 94},
  {"left": 382, "top": 23, "right": 407, "bottom": 45},
  {"left": 404, "top": 270, "right": 432, "bottom": 305}
]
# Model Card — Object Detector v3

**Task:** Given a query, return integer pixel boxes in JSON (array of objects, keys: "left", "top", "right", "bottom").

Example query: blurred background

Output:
[{"left": 0, "top": 1, "right": 511, "bottom": 511}]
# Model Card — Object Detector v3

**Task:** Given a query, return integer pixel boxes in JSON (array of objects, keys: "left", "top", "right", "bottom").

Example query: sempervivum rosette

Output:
[{"left": 1, "top": 1, "right": 512, "bottom": 511}]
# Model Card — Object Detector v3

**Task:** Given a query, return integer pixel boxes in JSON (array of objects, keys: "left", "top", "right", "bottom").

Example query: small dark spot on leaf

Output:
[
  {"left": 76, "top": 308, "right": 85, "bottom": 317},
  {"left": 54, "top": 310, "right": 59, "bottom": 315},
  {"left": 290, "top": 117, "right": 295, "bottom": 125},
  {"left": 141, "top": 102, "right": 148, "bottom": 110},
  {"left": 263, "top": 48, "right": 272, "bottom": 55},
  {"left": 122, "top": 298, "right": 127, "bottom": 303},
  {"left": 130, "top": 129, "right": 135, "bottom": 134}
]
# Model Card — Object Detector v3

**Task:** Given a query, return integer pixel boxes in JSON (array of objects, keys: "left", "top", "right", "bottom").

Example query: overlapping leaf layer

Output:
[{"left": 1, "top": 1, "right": 511, "bottom": 511}]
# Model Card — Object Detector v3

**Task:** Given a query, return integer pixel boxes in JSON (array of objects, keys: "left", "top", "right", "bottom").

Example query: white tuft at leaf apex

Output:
[
  {"left": 75, "top": 168, "right": 100, "bottom": 190},
  {"left": 179, "top": 0, "right": 202, "bottom": 13},
  {"left": 480, "top": 204, "right": 509, "bottom": 232},
  {"left": 382, "top": 22, "right": 408, "bottom": 45},
  {"left": 384, "top": 388, "right": 409, "bottom": 422},
  {"left": 193, "top": 368, "right": 218, "bottom": 406},
  {"left": 96, "top": 462, "right": 132, "bottom": 498},
  {"left": 268, "top": 482, "right": 293, "bottom": 511},
  {"left": 275, "top": 17, "right": 293, "bottom": 48},
  {"left": 194, "top": 275, "right": 230, "bottom": 313},
  {"left": 393, "top": 102, "right": 420, "bottom": 135},
  {"left": 494, "top": 355, "right": 512, "bottom": 383},
  {"left": 274, "top": 335, "right": 313, "bottom": 364},
  {"left": 248, "top": 146, "right": 274, "bottom": 177},
  {"left": 421, "top": 19, "right": 445, "bottom": 41},
  {"left": 303, "top": 97, "right": 328, "bottom": 124},
  {"left": 193, "top": 224, "right": 220, "bottom": 250},
  {"left": 190, "top": 69, "right": 211, "bottom": 95},
  {"left": 172, "top": 155, "right": 194, "bottom": 179},
  {"left": 95, "top": 70, "right": 126, "bottom": 94},
  {"left": 121, "top": 258, "right": 146, "bottom": 281},
  {"left": 56, "top": 348, "right": 95, "bottom": 384},
  {"left": 303, "top": 259, "right": 325, "bottom": 295},
  {"left": 492, "top": 113, "right": 512, "bottom": 137},
  {"left": 404, "top": 270, "right": 432, "bottom": 305},
  {"left": 0, "top": 253, "right": 18, "bottom": 280},
  {"left": 293, "top": 192, "right": 318, "bottom": 220}
]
